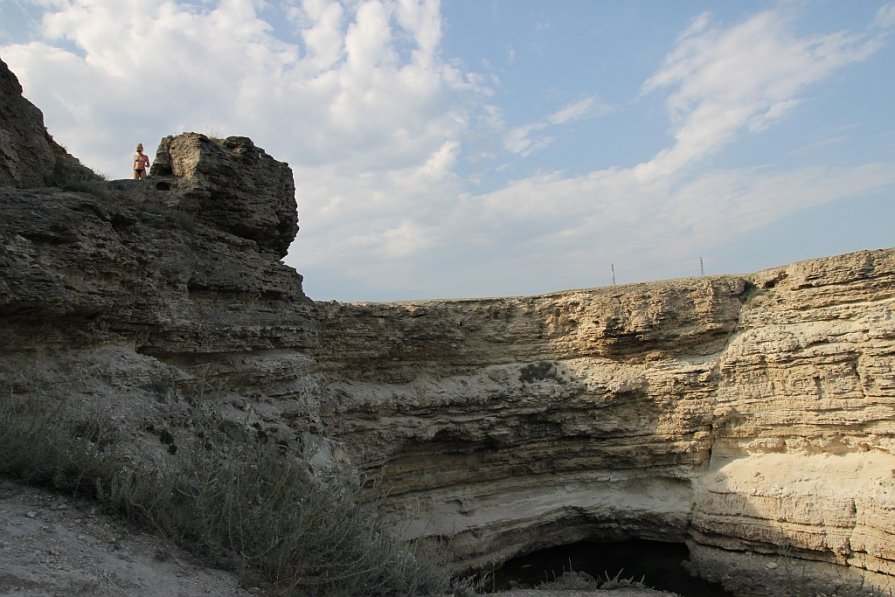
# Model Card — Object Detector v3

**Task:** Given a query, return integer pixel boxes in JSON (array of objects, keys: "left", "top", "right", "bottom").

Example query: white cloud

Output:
[
  {"left": 3, "top": 0, "right": 476, "bottom": 172},
  {"left": 638, "top": 9, "right": 883, "bottom": 181},
  {"left": 504, "top": 95, "right": 610, "bottom": 157},
  {"left": 297, "top": 0, "right": 346, "bottom": 71},
  {"left": 504, "top": 123, "right": 550, "bottom": 157},
  {"left": 676, "top": 11, "right": 712, "bottom": 42},
  {"left": 874, "top": 3, "right": 895, "bottom": 29},
  {"left": 381, "top": 220, "right": 436, "bottom": 257},
  {"left": 396, "top": 0, "right": 441, "bottom": 65},
  {"left": 416, "top": 160, "right": 895, "bottom": 296},
  {"left": 548, "top": 97, "right": 599, "bottom": 125},
  {"left": 747, "top": 98, "right": 801, "bottom": 132}
]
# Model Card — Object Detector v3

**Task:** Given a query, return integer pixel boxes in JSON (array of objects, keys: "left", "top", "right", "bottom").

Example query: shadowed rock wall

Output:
[{"left": 151, "top": 133, "right": 298, "bottom": 257}]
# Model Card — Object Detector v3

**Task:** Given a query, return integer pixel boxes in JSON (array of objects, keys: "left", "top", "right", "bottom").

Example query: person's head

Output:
[{"left": 136, "top": 143, "right": 144, "bottom": 153}]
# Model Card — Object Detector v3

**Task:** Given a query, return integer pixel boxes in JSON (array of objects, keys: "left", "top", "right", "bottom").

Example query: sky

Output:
[{"left": 1, "top": 0, "right": 894, "bottom": 301}]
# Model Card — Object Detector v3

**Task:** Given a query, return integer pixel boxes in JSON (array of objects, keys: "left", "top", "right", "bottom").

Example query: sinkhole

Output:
[{"left": 490, "top": 539, "right": 735, "bottom": 596}]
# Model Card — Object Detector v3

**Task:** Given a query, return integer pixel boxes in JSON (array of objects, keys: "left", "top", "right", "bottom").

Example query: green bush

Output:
[{"left": 739, "top": 279, "right": 764, "bottom": 304}]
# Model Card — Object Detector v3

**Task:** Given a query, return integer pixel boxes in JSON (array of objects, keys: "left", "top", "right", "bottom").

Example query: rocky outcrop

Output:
[
  {"left": 0, "top": 58, "right": 97, "bottom": 188},
  {"left": 1, "top": 58, "right": 893, "bottom": 595},
  {"left": 0, "top": 184, "right": 314, "bottom": 353},
  {"left": 151, "top": 133, "right": 298, "bottom": 257},
  {"left": 0, "top": 60, "right": 311, "bottom": 353}
]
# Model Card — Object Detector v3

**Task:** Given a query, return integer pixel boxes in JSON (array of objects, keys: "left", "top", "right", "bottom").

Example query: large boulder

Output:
[
  {"left": 151, "top": 133, "right": 298, "bottom": 257},
  {"left": 0, "top": 58, "right": 97, "bottom": 188}
]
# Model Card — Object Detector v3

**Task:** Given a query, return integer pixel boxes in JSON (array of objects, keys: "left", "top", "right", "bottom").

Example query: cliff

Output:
[
  {"left": 310, "top": 253, "right": 895, "bottom": 596},
  {"left": 1, "top": 58, "right": 893, "bottom": 596}
]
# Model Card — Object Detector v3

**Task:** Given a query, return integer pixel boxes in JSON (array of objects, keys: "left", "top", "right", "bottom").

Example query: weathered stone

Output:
[
  {"left": 0, "top": 58, "right": 97, "bottom": 189},
  {"left": 150, "top": 133, "right": 298, "bottom": 257},
  {"left": 0, "top": 63, "right": 311, "bottom": 353},
  {"left": 0, "top": 185, "right": 314, "bottom": 353},
  {"left": 322, "top": 251, "right": 895, "bottom": 597}
]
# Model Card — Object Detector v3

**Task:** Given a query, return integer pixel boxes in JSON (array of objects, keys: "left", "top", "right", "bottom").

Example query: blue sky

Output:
[{"left": 2, "top": 0, "right": 893, "bottom": 301}]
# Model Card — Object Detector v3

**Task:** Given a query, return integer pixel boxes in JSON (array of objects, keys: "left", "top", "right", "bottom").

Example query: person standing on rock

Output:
[{"left": 133, "top": 143, "right": 150, "bottom": 179}]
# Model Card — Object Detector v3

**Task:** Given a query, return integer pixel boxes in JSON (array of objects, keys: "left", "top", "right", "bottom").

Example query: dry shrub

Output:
[{"left": 0, "top": 399, "right": 448, "bottom": 596}]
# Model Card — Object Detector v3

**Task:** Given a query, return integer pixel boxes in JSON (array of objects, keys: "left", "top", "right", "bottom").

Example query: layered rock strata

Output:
[
  {"left": 0, "top": 185, "right": 314, "bottom": 353},
  {"left": 689, "top": 252, "right": 895, "bottom": 595},
  {"left": 1, "top": 58, "right": 894, "bottom": 595},
  {"left": 310, "top": 254, "right": 895, "bottom": 596}
]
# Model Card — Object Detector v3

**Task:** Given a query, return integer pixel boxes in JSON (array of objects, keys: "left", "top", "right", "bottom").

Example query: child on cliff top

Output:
[{"left": 133, "top": 143, "right": 150, "bottom": 179}]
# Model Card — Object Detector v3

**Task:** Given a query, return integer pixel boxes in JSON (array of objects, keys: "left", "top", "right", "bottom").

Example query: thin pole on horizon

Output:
[
  {"left": 611, "top": 263, "right": 616, "bottom": 285},
  {"left": 700, "top": 257, "right": 704, "bottom": 276}
]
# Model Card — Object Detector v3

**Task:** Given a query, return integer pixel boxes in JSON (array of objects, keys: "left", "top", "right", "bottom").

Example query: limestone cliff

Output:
[
  {"left": 1, "top": 58, "right": 893, "bottom": 596},
  {"left": 310, "top": 254, "right": 895, "bottom": 596}
]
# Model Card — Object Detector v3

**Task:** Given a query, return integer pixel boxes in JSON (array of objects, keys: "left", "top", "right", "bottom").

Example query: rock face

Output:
[
  {"left": 151, "top": 133, "right": 298, "bottom": 257},
  {"left": 0, "top": 184, "right": 314, "bottom": 353},
  {"left": 311, "top": 278, "right": 745, "bottom": 569},
  {"left": 689, "top": 252, "right": 895, "bottom": 595},
  {"left": 0, "top": 61, "right": 311, "bottom": 354},
  {"left": 310, "top": 255, "right": 895, "bottom": 596},
  {"left": 1, "top": 59, "right": 894, "bottom": 596},
  {"left": 0, "top": 58, "right": 97, "bottom": 188}
]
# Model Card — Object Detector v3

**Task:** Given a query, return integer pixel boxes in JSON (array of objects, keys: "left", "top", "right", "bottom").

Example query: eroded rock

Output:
[
  {"left": 0, "top": 58, "right": 98, "bottom": 189},
  {"left": 150, "top": 133, "right": 298, "bottom": 257},
  {"left": 0, "top": 184, "right": 314, "bottom": 353}
]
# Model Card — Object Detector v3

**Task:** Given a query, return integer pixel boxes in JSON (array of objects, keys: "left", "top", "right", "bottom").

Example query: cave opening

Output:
[{"left": 490, "top": 539, "right": 735, "bottom": 596}]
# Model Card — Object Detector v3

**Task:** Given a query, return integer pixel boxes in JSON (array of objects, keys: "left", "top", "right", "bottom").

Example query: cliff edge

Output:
[{"left": 1, "top": 58, "right": 894, "bottom": 596}]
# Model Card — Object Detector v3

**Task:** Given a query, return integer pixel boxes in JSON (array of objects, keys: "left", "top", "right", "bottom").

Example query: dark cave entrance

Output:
[{"left": 490, "top": 539, "right": 735, "bottom": 596}]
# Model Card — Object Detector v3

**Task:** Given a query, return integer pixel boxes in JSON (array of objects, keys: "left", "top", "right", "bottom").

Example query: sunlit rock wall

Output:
[
  {"left": 689, "top": 250, "right": 895, "bottom": 595},
  {"left": 309, "top": 250, "right": 895, "bottom": 596}
]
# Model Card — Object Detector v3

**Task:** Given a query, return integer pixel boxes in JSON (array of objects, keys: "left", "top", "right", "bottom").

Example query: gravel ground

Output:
[{"left": 0, "top": 476, "right": 254, "bottom": 597}]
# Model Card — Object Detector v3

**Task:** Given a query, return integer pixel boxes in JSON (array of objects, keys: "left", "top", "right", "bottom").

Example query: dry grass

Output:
[{"left": 0, "top": 398, "right": 449, "bottom": 596}]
